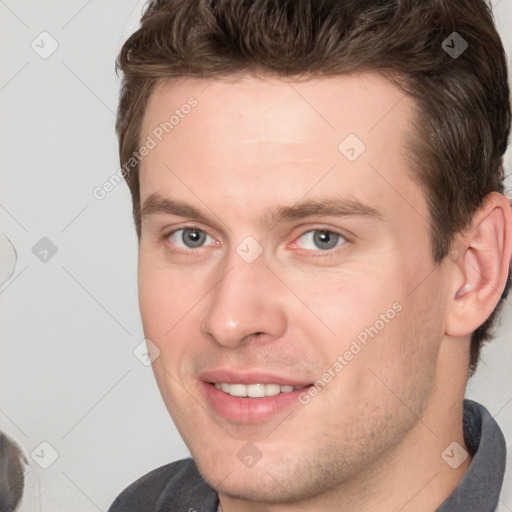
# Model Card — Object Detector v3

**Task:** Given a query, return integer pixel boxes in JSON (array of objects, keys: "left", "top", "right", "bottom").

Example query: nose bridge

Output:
[{"left": 200, "top": 245, "right": 287, "bottom": 348}]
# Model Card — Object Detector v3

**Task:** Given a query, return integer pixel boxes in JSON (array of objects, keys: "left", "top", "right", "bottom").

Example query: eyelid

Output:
[
  {"left": 163, "top": 224, "right": 219, "bottom": 249},
  {"left": 290, "top": 227, "right": 350, "bottom": 252},
  {"left": 163, "top": 222, "right": 213, "bottom": 238}
]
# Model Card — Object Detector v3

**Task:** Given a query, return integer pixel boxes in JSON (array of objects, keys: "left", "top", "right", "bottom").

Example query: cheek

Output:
[
  {"left": 138, "top": 268, "right": 184, "bottom": 355},
  {"left": 137, "top": 265, "right": 167, "bottom": 334},
  {"left": 137, "top": 251, "right": 202, "bottom": 337},
  {"left": 358, "top": 279, "right": 445, "bottom": 407},
  {"left": 282, "top": 263, "right": 404, "bottom": 344},
  {"left": 289, "top": 260, "right": 441, "bottom": 392}
]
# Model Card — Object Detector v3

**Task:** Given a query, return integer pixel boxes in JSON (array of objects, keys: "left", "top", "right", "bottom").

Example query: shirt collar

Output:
[{"left": 436, "top": 399, "right": 506, "bottom": 512}]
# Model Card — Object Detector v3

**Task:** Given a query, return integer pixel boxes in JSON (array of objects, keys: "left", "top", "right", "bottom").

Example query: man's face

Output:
[{"left": 137, "top": 72, "right": 451, "bottom": 502}]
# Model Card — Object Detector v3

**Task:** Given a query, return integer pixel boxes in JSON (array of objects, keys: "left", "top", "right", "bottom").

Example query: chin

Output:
[
  {"left": 200, "top": 464, "right": 312, "bottom": 504},
  {"left": 192, "top": 447, "right": 344, "bottom": 505}
]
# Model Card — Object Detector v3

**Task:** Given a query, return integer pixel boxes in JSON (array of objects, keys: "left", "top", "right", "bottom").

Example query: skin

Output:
[{"left": 136, "top": 71, "right": 512, "bottom": 512}]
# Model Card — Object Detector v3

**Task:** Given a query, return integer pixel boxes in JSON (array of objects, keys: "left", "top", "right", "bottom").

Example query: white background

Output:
[{"left": 0, "top": 1, "right": 511, "bottom": 511}]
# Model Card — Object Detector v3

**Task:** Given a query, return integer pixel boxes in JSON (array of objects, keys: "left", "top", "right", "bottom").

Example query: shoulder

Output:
[{"left": 107, "top": 458, "right": 218, "bottom": 512}]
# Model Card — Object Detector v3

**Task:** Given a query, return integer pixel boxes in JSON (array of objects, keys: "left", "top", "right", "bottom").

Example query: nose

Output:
[{"left": 200, "top": 250, "right": 287, "bottom": 349}]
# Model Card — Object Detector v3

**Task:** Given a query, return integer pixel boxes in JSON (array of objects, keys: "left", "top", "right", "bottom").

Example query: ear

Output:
[{"left": 445, "top": 192, "right": 512, "bottom": 338}]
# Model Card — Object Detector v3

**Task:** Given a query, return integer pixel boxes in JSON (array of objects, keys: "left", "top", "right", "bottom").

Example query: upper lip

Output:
[{"left": 198, "top": 369, "right": 311, "bottom": 387}]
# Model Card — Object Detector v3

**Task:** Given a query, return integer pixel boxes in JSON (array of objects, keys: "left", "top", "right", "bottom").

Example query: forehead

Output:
[
  {"left": 141, "top": 71, "right": 414, "bottom": 149},
  {"left": 138, "top": 71, "right": 424, "bottom": 225}
]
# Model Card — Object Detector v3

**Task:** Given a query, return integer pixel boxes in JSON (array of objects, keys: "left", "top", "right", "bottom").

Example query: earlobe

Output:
[{"left": 445, "top": 192, "right": 512, "bottom": 338}]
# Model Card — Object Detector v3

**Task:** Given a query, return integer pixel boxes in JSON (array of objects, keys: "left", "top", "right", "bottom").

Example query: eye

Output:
[
  {"left": 295, "top": 229, "right": 346, "bottom": 251},
  {"left": 167, "top": 227, "right": 215, "bottom": 249}
]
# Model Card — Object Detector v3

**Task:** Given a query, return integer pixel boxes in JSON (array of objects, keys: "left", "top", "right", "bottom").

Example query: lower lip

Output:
[{"left": 200, "top": 382, "right": 311, "bottom": 423}]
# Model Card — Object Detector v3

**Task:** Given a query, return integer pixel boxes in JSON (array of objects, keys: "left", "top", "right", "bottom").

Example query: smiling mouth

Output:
[{"left": 211, "top": 382, "right": 307, "bottom": 397}]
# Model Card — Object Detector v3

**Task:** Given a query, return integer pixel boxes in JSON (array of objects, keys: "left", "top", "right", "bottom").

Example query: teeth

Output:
[
  {"left": 228, "top": 384, "right": 247, "bottom": 397},
  {"left": 214, "top": 383, "right": 301, "bottom": 397},
  {"left": 264, "top": 384, "right": 281, "bottom": 396},
  {"left": 247, "top": 384, "right": 265, "bottom": 397}
]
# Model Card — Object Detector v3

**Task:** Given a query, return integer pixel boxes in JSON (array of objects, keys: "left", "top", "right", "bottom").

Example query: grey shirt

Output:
[{"left": 107, "top": 399, "right": 506, "bottom": 512}]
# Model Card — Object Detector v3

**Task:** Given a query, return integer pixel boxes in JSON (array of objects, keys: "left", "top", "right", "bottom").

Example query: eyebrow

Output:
[{"left": 140, "top": 192, "right": 383, "bottom": 228}]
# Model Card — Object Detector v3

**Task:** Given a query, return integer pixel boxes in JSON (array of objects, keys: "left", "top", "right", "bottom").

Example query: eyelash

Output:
[{"left": 162, "top": 225, "right": 350, "bottom": 256}]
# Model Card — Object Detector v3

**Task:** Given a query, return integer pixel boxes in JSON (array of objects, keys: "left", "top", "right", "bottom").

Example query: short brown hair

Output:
[{"left": 116, "top": 0, "right": 511, "bottom": 375}]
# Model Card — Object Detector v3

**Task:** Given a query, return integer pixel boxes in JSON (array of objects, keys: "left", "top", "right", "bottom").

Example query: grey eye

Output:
[
  {"left": 168, "top": 228, "right": 213, "bottom": 249},
  {"left": 298, "top": 230, "right": 344, "bottom": 251},
  {"left": 181, "top": 228, "right": 207, "bottom": 248},
  {"left": 313, "top": 231, "right": 340, "bottom": 250}
]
